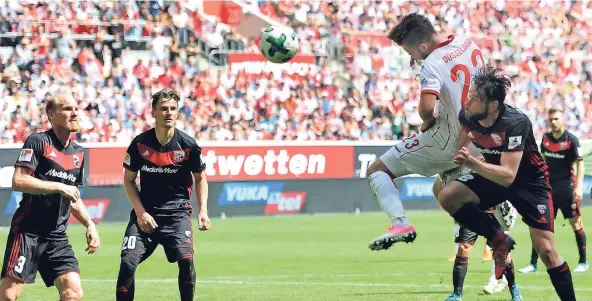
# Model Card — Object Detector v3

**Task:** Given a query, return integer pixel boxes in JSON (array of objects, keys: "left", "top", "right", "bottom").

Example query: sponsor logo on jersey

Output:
[
  {"left": 543, "top": 152, "right": 565, "bottom": 159},
  {"left": 45, "top": 169, "right": 77, "bottom": 182},
  {"left": 476, "top": 147, "right": 501, "bottom": 155},
  {"left": 140, "top": 165, "right": 178, "bottom": 174}
]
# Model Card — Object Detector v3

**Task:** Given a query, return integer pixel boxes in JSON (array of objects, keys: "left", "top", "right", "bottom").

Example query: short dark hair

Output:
[
  {"left": 151, "top": 88, "right": 180, "bottom": 109},
  {"left": 472, "top": 66, "right": 512, "bottom": 103},
  {"left": 388, "top": 13, "right": 436, "bottom": 46}
]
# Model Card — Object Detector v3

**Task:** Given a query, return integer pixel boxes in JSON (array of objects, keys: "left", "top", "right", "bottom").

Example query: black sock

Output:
[
  {"left": 530, "top": 247, "right": 539, "bottom": 266},
  {"left": 116, "top": 257, "right": 138, "bottom": 301},
  {"left": 547, "top": 262, "right": 576, "bottom": 301},
  {"left": 178, "top": 257, "right": 196, "bottom": 301},
  {"left": 453, "top": 256, "right": 468, "bottom": 296},
  {"left": 451, "top": 204, "right": 498, "bottom": 240},
  {"left": 575, "top": 228, "right": 587, "bottom": 263},
  {"left": 504, "top": 259, "right": 516, "bottom": 288}
]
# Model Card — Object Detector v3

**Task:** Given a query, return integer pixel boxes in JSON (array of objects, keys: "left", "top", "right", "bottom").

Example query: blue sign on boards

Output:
[
  {"left": 399, "top": 177, "right": 436, "bottom": 202},
  {"left": 218, "top": 182, "right": 285, "bottom": 206}
]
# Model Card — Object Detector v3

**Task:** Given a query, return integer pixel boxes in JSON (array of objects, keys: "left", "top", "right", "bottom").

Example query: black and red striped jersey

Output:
[
  {"left": 459, "top": 104, "right": 548, "bottom": 185},
  {"left": 123, "top": 128, "right": 205, "bottom": 217},
  {"left": 12, "top": 130, "right": 84, "bottom": 239},
  {"left": 540, "top": 131, "right": 582, "bottom": 184}
]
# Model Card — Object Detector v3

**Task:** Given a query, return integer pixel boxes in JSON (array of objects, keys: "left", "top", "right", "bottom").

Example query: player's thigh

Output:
[
  {"left": 120, "top": 220, "right": 158, "bottom": 263},
  {"left": 54, "top": 272, "right": 82, "bottom": 300},
  {"left": 38, "top": 239, "right": 79, "bottom": 288},
  {"left": 510, "top": 178, "right": 554, "bottom": 232},
  {"left": 1, "top": 232, "right": 41, "bottom": 284},
  {"left": 160, "top": 217, "right": 194, "bottom": 263},
  {"left": 552, "top": 184, "right": 578, "bottom": 219},
  {"left": 444, "top": 174, "right": 507, "bottom": 210},
  {"left": 378, "top": 133, "right": 457, "bottom": 177}
]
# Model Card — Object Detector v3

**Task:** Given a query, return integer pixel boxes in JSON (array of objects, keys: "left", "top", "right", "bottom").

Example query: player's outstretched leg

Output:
[
  {"left": 177, "top": 256, "right": 196, "bottom": 301},
  {"left": 367, "top": 158, "right": 416, "bottom": 250},
  {"left": 0, "top": 277, "right": 24, "bottom": 301},
  {"left": 519, "top": 247, "right": 539, "bottom": 273},
  {"left": 116, "top": 254, "right": 140, "bottom": 301},
  {"left": 569, "top": 215, "right": 588, "bottom": 272},
  {"left": 530, "top": 227, "right": 576, "bottom": 301}
]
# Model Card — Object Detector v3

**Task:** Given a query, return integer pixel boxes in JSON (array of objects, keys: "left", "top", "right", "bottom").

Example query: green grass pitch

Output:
[{"left": 1, "top": 208, "right": 591, "bottom": 300}]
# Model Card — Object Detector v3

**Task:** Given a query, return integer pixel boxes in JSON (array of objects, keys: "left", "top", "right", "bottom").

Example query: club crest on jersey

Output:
[
  {"left": 73, "top": 155, "right": 80, "bottom": 168},
  {"left": 491, "top": 134, "right": 503, "bottom": 146},
  {"left": 537, "top": 205, "right": 546, "bottom": 215},
  {"left": 561, "top": 142, "right": 567, "bottom": 150},
  {"left": 174, "top": 150, "right": 185, "bottom": 162}
]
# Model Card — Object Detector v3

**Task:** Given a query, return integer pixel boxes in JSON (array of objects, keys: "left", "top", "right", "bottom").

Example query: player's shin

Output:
[
  {"left": 368, "top": 171, "right": 408, "bottom": 226},
  {"left": 574, "top": 228, "right": 587, "bottom": 263},
  {"left": 547, "top": 262, "right": 576, "bottom": 301},
  {"left": 504, "top": 258, "right": 516, "bottom": 288},
  {"left": 116, "top": 256, "right": 139, "bottom": 301},
  {"left": 178, "top": 256, "right": 196, "bottom": 301},
  {"left": 452, "top": 256, "right": 469, "bottom": 296}
]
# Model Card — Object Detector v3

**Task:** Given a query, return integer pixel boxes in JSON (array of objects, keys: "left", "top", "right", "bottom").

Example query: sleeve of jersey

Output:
[
  {"left": 123, "top": 139, "right": 141, "bottom": 172},
  {"left": 76, "top": 158, "right": 85, "bottom": 187},
  {"left": 571, "top": 135, "right": 583, "bottom": 161},
  {"left": 503, "top": 118, "right": 531, "bottom": 152},
  {"left": 188, "top": 144, "right": 206, "bottom": 173},
  {"left": 420, "top": 63, "right": 441, "bottom": 99},
  {"left": 14, "top": 134, "right": 45, "bottom": 172}
]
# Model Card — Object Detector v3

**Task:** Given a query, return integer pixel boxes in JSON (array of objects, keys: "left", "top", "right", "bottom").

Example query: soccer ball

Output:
[{"left": 259, "top": 26, "right": 299, "bottom": 64}]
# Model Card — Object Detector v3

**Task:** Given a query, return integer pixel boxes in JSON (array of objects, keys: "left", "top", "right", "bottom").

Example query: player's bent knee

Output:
[
  {"left": 366, "top": 159, "right": 389, "bottom": 178},
  {"left": 120, "top": 255, "right": 140, "bottom": 274},
  {"left": 177, "top": 256, "right": 194, "bottom": 271},
  {"left": 432, "top": 177, "right": 443, "bottom": 199},
  {"left": 0, "top": 278, "right": 23, "bottom": 301},
  {"left": 569, "top": 216, "right": 582, "bottom": 230},
  {"left": 457, "top": 242, "right": 473, "bottom": 257},
  {"left": 55, "top": 273, "right": 83, "bottom": 301},
  {"left": 0, "top": 289, "right": 19, "bottom": 301}
]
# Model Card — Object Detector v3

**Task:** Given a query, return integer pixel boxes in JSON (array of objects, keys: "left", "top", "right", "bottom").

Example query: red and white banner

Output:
[
  {"left": 87, "top": 145, "right": 354, "bottom": 185},
  {"left": 68, "top": 199, "right": 111, "bottom": 224},
  {"left": 227, "top": 53, "right": 319, "bottom": 76},
  {"left": 264, "top": 191, "right": 307, "bottom": 215}
]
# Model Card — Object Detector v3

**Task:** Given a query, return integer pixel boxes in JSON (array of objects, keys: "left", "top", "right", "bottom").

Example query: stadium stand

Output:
[{"left": 0, "top": 0, "right": 591, "bottom": 144}]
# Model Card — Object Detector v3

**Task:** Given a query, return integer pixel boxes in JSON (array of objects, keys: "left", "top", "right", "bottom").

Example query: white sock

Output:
[
  {"left": 489, "top": 260, "right": 497, "bottom": 282},
  {"left": 368, "top": 171, "right": 408, "bottom": 226}
]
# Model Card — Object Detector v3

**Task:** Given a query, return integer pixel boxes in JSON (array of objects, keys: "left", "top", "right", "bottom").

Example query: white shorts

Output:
[{"left": 380, "top": 132, "right": 457, "bottom": 177}]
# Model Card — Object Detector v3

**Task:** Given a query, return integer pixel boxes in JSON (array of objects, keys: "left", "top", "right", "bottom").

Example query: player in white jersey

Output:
[{"left": 368, "top": 13, "right": 488, "bottom": 250}]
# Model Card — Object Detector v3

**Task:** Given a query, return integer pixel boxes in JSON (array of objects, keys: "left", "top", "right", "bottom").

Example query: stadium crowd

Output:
[{"left": 0, "top": 0, "right": 591, "bottom": 144}]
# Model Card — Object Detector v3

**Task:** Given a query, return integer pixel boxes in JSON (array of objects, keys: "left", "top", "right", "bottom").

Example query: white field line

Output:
[{"left": 83, "top": 274, "right": 592, "bottom": 292}]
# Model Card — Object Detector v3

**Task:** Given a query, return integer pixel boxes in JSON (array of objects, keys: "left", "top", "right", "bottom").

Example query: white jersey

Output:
[{"left": 419, "top": 35, "right": 485, "bottom": 155}]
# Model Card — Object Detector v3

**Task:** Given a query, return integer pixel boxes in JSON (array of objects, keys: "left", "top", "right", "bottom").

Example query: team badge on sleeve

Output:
[
  {"left": 508, "top": 136, "right": 522, "bottom": 150},
  {"left": 124, "top": 153, "right": 131, "bottom": 165},
  {"left": 18, "top": 149, "right": 33, "bottom": 162}
]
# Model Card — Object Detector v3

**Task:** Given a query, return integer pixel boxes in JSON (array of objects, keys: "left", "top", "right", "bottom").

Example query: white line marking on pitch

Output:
[{"left": 83, "top": 278, "right": 592, "bottom": 292}]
